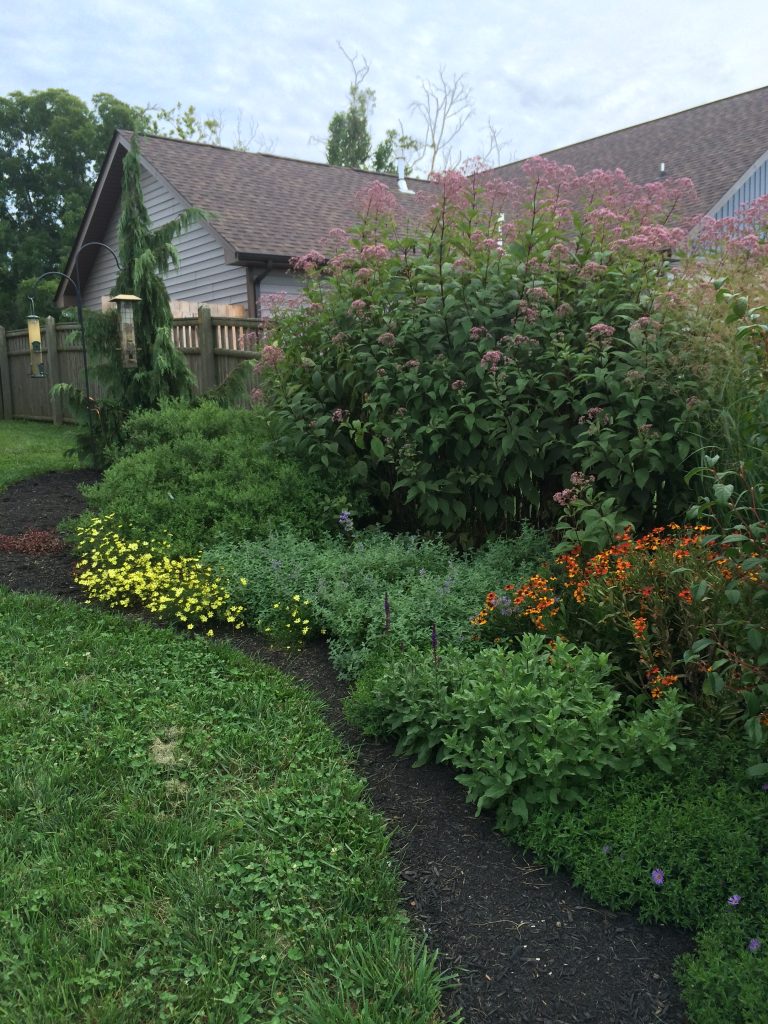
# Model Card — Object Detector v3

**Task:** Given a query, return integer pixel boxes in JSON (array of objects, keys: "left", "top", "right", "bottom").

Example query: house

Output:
[
  {"left": 57, "top": 131, "right": 432, "bottom": 316},
  {"left": 58, "top": 86, "right": 768, "bottom": 314}
]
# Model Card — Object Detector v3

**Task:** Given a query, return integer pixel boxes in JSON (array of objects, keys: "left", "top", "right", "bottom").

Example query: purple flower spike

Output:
[
  {"left": 727, "top": 894, "right": 742, "bottom": 906},
  {"left": 384, "top": 592, "right": 391, "bottom": 633},
  {"left": 748, "top": 938, "right": 761, "bottom": 953},
  {"left": 651, "top": 868, "right": 665, "bottom": 886}
]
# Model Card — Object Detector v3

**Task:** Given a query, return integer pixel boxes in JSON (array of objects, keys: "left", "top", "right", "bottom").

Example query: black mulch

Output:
[{"left": 0, "top": 471, "right": 695, "bottom": 1024}]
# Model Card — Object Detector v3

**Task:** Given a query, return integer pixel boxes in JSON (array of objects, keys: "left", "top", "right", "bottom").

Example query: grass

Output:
[
  {"left": 0, "top": 420, "right": 79, "bottom": 491},
  {"left": 0, "top": 589, "right": 455, "bottom": 1023}
]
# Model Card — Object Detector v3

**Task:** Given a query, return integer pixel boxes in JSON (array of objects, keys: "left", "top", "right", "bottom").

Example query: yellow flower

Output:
[
  {"left": 240, "top": 578, "right": 248, "bottom": 586},
  {"left": 292, "top": 595, "right": 300, "bottom": 602}
]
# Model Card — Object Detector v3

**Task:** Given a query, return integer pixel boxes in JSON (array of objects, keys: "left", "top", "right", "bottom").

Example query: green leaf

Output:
[
  {"left": 370, "top": 436, "right": 385, "bottom": 460},
  {"left": 747, "top": 628, "right": 763, "bottom": 653},
  {"left": 510, "top": 797, "right": 529, "bottom": 823}
]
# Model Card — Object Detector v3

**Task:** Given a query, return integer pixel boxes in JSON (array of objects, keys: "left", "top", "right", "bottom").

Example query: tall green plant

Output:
[
  {"left": 112, "top": 134, "right": 197, "bottom": 407},
  {"left": 55, "top": 136, "right": 200, "bottom": 465},
  {"left": 261, "top": 163, "right": 707, "bottom": 543}
]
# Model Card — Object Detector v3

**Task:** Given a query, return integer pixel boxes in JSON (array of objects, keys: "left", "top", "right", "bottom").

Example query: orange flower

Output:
[
  {"left": 678, "top": 588, "right": 693, "bottom": 604},
  {"left": 631, "top": 616, "right": 648, "bottom": 639}
]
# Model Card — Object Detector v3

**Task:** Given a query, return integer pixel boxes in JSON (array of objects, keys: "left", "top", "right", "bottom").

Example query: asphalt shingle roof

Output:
[
  {"left": 491, "top": 85, "right": 768, "bottom": 216},
  {"left": 132, "top": 132, "right": 432, "bottom": 259}
]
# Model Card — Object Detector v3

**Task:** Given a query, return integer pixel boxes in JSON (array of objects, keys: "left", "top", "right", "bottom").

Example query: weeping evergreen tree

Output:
[
  {"left": 55, "top": 135, "right": 202, "bottom": 465},
  {"left": 112, "top": 134, "right": 198, "bottom": 407}
]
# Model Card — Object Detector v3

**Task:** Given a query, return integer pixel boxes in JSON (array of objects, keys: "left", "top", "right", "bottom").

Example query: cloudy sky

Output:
[{"left": 3, "top": 0, "right": 768, "bottom": 173}]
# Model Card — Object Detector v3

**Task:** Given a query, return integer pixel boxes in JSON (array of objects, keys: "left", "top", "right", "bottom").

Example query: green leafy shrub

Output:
[
  {"left": 471, "top": 518, "right": 768, "bottom": 762},
  {"left": 513, "top": 734, "right": 768, "bottom": 1024},
  {"left": 261, "top": 163, "right": 709, "bottom": 542},
  {"left": 207, "top": 525, "right": 547, "bottom": 678},
  {"left": 82, "top": 401, "right": 358, "bottom": 552},
  {"left": 520, "top": 741, "right": 766, "bottom": 928},
  {"left": 346, "top": 634, "right": 691, "bottom": 824},
  {"left": 677, "top": 899, "right": 768, "bottom": 1024}
]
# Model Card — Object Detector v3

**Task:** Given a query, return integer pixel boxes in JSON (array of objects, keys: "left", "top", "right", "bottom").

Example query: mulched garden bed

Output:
[{"left": 0, "top": 470, "right": 695, "bottom": 1024}]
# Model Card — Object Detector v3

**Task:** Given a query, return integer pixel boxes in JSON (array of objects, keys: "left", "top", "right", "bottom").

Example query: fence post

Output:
[
  {"left": 197, "top": 305, "right": 217, "bottom": 392},
  {"left": 0, "top": 326, "right": 12, "bottom": 420},
  {"left": 45, "top": 317, "right": 64, "bottom": 426}
]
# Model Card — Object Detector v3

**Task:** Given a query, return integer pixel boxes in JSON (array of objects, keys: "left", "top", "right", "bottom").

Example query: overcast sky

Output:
[{"left": 3, "top": 0, "right": 768, "bottom": 173}]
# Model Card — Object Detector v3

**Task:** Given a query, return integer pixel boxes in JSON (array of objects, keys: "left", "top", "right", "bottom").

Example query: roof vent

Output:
[
  {"left": 659, "top": 161, "right": 666, "bottom": 177},
  {"left": 396, "top": 157, "right": 415, "bottom": 194}
]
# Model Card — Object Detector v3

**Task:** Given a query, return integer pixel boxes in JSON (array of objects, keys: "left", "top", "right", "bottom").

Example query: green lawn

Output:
[
  {"left": 0, "top": 589, "right": 452, "bottom": 1023},
  {"left": 0, "top": 420, "right": 79, "bottom": 491}
]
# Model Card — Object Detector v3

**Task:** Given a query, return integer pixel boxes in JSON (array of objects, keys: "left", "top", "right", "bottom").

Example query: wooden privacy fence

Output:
[{"left": 0, "top": 307, "right": 263, "bottom": 423}]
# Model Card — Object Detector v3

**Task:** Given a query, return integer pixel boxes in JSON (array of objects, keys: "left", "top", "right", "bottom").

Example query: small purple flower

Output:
[
  {"left": 602, "top": 844, "right": 612, "bottom": 855},
  {"left": 748, "top": 938, "right": 761, "bottom": 953},
  {"left": 727, "top": 894, "right": 742, "bottom": 906},
  {"left": 761, "top": 782, "right": 768, "bottom": 791},
  {"left": 338, "top": 510, "right": 354, "bottom": 536},
  {"left": 651, "top": 868, "right": 665, "bottom": 886}
]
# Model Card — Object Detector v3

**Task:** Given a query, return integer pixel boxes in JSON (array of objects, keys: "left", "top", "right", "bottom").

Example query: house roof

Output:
[
  {"left": 490, "top": 85, "right": 768, "bottom": 217},
  {"left": 57, "top": 130, "right": 432, "bottom": 303},
  {"left": 59, "top": 86, "right": 768, "bottom": 305}
]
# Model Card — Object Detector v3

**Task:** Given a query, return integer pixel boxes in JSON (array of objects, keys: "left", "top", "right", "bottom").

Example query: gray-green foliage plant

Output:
[
  {"left": 206, "top": 524, "right": 548, "bottom": 678},
  {"left": 345, "top": 633, "right": 691, "bottom": 824},
  {"left": 262, "top": 162, "right": 707, "bottom": 543}
]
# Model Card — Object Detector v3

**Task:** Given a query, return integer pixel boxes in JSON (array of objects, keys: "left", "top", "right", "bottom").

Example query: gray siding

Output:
[
  {"left": 712, "top": 154, "right": 768, "bottom": 220},
  {"left": 82, "top": 166, "right": 247, "bottom": 310},
  {"left": 260, "top": 268, "right": 306, "bottom": 314}
]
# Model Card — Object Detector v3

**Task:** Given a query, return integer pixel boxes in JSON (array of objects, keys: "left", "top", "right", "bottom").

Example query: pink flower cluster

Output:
[
  {"left": 589, "top": 323, "right": 616, "bottom": 338},
  {"left": 290, "top": 250, "right": 327, "bottom": 273},
  {"left": 480, "top": 350, "right": 504, "bottom": 372},
  {"left": 254, "top": 344, "right": 284, "bottom": 375}
]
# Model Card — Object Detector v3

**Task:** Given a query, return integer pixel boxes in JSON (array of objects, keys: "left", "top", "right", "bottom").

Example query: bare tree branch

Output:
[{"left": 409, "top": 68, "right": 474, "bottom": 174}]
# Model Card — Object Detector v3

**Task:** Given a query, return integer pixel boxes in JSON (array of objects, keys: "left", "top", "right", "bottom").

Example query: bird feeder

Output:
[
  {"left": 110, "top": 294, "right": 141, "bottom": 368},
  {"left": 27, "top": 314, "right": 45, "bottom": 377}
]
